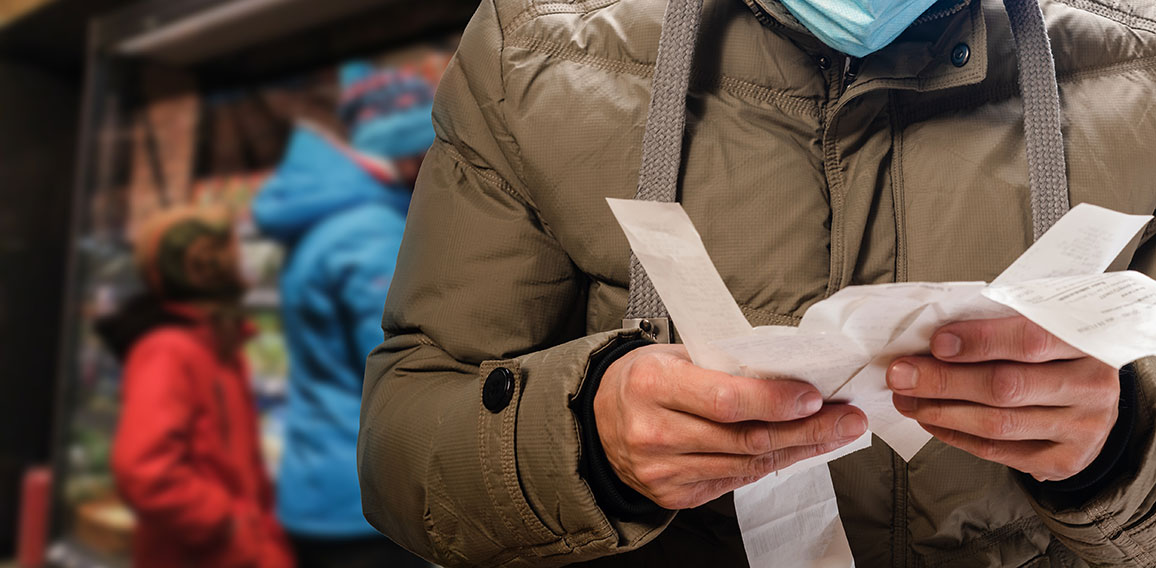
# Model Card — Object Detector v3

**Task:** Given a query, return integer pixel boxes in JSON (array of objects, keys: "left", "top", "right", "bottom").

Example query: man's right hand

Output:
[{"left": 594, "top": 343, "right": 868, "bottom": 510}]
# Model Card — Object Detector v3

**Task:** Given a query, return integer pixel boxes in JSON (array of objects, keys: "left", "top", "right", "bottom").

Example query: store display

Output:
[{"left": 53, "top": 2, "right": 465, "bottom": 563}]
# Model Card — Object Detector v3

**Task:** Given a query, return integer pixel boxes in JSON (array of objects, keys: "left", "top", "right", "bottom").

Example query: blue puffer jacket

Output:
[{"left": 253, "top": 126, "right": 410, "bottom": 537}]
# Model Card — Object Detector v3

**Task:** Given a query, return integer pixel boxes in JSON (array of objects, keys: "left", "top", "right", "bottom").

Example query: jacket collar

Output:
[{"left": 741, "top": 0, "right": 988, "bottom": 93}]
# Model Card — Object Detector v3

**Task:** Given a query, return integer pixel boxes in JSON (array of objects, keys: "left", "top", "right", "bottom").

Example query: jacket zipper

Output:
[{"left": 842, "top": 56, "right": 862, "bottom": 93}]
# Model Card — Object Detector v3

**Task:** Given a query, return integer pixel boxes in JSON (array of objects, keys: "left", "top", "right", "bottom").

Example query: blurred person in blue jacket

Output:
[{"left": 252, "top": 63, "right": 436, "bottom": 568}]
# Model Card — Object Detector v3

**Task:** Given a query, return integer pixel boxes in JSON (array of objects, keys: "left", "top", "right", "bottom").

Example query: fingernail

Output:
[
  {"left": 888, "top": 362, "right": 918, "bottom": 390},
  {"left": 932, "top": 332, "right": 962, "bottom": 358},
  {"left": 893, "top": 395, "right": 917, "bottom": 412},
  {"left": 836, "top": 414, "right": 867, "bottom": 439},
  {"left": 797, "top": 392, "right": 823, "bottom": 416}
]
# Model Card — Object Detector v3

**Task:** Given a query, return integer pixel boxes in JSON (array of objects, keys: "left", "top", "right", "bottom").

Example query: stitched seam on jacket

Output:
[
  {"left": 498, "top": 364, "right": 561, "bottom": 545},
  {"left": 1086, "top": 499, "right": 1156, "bottom": 565},
  {"left": 738, "top": 304, "right": 801, "bottom": 327},
  {"left": 442, "top": 141, "right": 565, "bottom": 243},
  {"left": 502, "top": 0, "right": 622, "bottom": 35},
  {"left": 505, "top": 36, "right": 822, "bottom": 119},
  {"left": 477, "top": 362, "right": 534, "bottom": 549},
  {"left": 822, "top": 109, "right": 849, "bottom": 297},
  {"left": 916, "top": 517, "right": 1045, "bottom": 567},
  {"left": 1052, "top": 0, "right": 1156, "bottom": 34},
  {"left": 442, "top": 141, "right": 528, "bottom": 205},
  {"left": 492, "top": 0, "right": 536, "bottom": 216},
  {"left": 889, "top": 92, "right": 909, "bottom": 284},
  {"left": 893, "top": 55, "right": 1156, "bottom": 127},
  {"left": 488, "top": 528, "right": 608, "bottom": 565}
]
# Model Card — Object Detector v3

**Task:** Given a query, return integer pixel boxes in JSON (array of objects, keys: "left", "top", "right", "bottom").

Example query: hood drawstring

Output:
[{"left": 625, "top": 0, "right": 1071, "bottom": 328}]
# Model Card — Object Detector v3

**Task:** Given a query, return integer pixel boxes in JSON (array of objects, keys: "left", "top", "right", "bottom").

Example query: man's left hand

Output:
[{"left": 887, "top": 316, "right": 1120, "bottom": 482}]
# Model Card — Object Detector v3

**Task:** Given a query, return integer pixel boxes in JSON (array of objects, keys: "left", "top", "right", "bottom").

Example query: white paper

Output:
[
  {"left": 992, "top": 203, "right": 1150, "bottom": 285},
  {"left": 607, "top": 199, "right": 753, "bottom": 373},
  {"left": 607, "top": 198, "right": 1154, "bottom": 568},
  {"left": 984, "top": 271, "right": 1156, "bottom": 368},
  {"left": 712, "top": 327, "right": 871, "bottom": 399},
  {"left": 735, "top": 463, "right": 855, "bottom": 568}
]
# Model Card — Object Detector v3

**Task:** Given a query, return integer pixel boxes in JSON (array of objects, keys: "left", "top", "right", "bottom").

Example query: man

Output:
[
  {"left": 359, "top": 0, "right": 1156, "bottom": 565},
  {"left": 252, "top": 65, "right": 435, "bottom": 568},
  {"left": 104, "top": 207, "right": 293, "bottom": 567}
]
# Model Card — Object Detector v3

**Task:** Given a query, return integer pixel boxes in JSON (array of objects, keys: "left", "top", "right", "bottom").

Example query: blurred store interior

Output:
[{"left": 0, "top": 0, "right": 477, "bottom": 565}]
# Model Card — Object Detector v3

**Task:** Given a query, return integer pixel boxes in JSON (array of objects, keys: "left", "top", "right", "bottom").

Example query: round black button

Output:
[
  {"left": 951, "top": 43, "right": 971, "bottom": 67},
  {"left": 816, "top": 55, "right": 832, "bottom": 71},
  {"left": 483, "top": 367, "right": 516, "bottom": 413}
]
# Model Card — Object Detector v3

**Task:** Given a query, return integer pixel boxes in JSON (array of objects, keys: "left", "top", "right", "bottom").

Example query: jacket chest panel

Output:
[{"left": 896, "top": 67, "right": 1156, "bottom": 284}]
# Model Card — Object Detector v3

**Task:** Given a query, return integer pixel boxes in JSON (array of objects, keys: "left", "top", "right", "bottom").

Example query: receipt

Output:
[
  {"left": 607, "top": 199, "right": 752, "bottom": 373},
  {"left": 985, "top": 271, "right": 1156, "bottom": 368},
  {"left": 607, "top": 198, "right": 1154, "bottom": 568},
  {"left": 993, "top": 203, "right": 1150, "bottom": 285}
]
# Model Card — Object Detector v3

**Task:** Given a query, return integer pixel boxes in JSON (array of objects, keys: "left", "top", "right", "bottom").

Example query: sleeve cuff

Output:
[
  {"left": 1022, "top": 364, "right": 1138, "bottom": 498},
  {"left": 573, "top": 337, "right": 666, "bottom": 519}
]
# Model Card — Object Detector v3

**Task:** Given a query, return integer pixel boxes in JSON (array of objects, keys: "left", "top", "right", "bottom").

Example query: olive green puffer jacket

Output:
[{"left": 359, "top": 0, "right": 1156, "bottom": 565}]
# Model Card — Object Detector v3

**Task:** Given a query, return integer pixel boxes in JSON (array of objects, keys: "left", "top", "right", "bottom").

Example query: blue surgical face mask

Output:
[{"left": 777, "top": 0, "right": 942, "bottom": 58}]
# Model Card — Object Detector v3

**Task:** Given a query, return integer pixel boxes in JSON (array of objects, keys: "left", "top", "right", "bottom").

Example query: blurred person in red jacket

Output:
[{"left": 98, "top": 206, "right": 294, "bottom": 568}]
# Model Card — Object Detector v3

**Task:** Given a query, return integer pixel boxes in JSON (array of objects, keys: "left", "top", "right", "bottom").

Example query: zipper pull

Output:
[{"left": 842, "top": 56, "right": 861, "bottom": 89}]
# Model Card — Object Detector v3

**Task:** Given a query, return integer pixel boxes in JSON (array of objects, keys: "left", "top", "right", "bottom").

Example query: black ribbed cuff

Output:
[
  {"left": 573, "top": 336, "right": 665, "bottom": 520},
  {"left": 1023, "top": 364, "right": 1137, "bottom": 498}
]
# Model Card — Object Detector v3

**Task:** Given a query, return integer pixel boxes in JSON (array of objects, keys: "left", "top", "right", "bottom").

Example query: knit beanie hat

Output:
[
  {"left": 338, "top": 62, "right": 437, "bottom": 159},
  {"left": 134, "top": 206, "right": 244, "bottom": 301}
]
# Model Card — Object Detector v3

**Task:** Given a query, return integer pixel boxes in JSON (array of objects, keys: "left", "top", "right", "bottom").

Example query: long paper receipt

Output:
[{"left": 608, "top": 199, "right": 1155, "bottom": 567}]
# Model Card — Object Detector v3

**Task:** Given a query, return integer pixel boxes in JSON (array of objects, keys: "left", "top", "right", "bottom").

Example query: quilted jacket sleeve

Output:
[
  {"left": 356, "top": 1, "right": 673, "bottom": 566},
  {"left": 1023, "top": 231, "right": 1156, "bottom": 564}
]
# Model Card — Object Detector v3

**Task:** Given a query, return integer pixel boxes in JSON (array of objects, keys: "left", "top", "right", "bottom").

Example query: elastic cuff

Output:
[
  {"left": 573, "top": 336, "right": 664, "bottom": 519},
  {"left": 1024, "top": 365, "right": 1137, "bottom": 497}
]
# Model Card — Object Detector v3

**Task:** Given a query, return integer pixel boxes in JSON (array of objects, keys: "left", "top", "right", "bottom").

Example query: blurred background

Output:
[{"left": 0, "top": 0, "right": 478, "bottom": 566}]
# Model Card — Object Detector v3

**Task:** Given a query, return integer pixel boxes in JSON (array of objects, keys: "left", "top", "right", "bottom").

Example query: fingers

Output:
[
  {"left": 678, "top": 404, "right": 867, "bottom": 455},
  {"left": 892, "top": 395, "right": 1115, "bottom": 443},
  {"left": 917, "top": 424, "right": 1064, "bottom": 477},
  {"left": 635, "top": 442, "right": 857, "bottom": 509},
  {"left": 654, "top": 358, "right": 825, "bottom": 423},
  {"left": 931, "top": 316, "right": 1085, "bottom": 363},
  {"left": 918, "top": 424, "right": 1103, "bottom": 482},
  {"left": 886, "top": 356, "right": 1115, "bottom": 408}
]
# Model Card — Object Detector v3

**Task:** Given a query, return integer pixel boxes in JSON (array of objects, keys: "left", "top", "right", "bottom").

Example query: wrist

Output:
[{"left": 573, "top": 335, "right": 664, "bottom": 519}]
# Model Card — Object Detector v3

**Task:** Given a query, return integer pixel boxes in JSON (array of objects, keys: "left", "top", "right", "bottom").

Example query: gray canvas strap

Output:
[
  {"left": 625, "top": 0, "right": 1070, "bottom": 332},
  {"left": 1005, "top": 0, "right": 1071, "bottom": 240},
  {"left": 624, "top": 0, "right": 705, "bottom": 332}
]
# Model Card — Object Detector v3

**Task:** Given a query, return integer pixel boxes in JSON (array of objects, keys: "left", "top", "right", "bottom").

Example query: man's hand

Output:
[
  {"left": 594, "top": 343, "right": 868, "bottom": 510},
  {"left": 887, "top": 316, "right": 1120, "bottom": 482}
]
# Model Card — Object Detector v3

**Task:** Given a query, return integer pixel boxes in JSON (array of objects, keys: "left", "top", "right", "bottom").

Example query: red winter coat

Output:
[{"left": 111, "top": 306, "right": 294, "bottom": 568}]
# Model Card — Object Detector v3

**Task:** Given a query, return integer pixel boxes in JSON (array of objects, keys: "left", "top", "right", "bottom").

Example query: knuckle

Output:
[
  {"left": 808, "top": 415, "right": 831, "bottom": 445},
  {"left": 747, "top": 453, "right": 779, "bottom": 477},
  {"left": 1021, "top": 324, "right": 1054, "bottom": 362},
  {"left": 710, "top": 384, "right": 740, "bottom": 422},
  {"left": 649, "top": 487, "right": 677, "bottom": 509},
  {"left": 743, "top": 426, "right": 775, "bottom": 454},
  {"left": 924, "top": 363, "right": 950, "bottom": 397},
  {"left": 976, "top": 437, "right": 1003, "bottom": 461},
  {"left": 919, "top": 400, "right": 942, "bottom": 425},
  {"left": 989, "top": 409, "right": 1021, "bottom": 438},
  {"left": 990, "top": 366, "right": 1025, "bottom": 406},
  {"left": 626, "top": 420, "right": 660, "bottom": 451},
  {"left": 972, "top": 322, "right": 997, "bottom": 357},
  {"left": 634, "top": 463, "right": 669, "bottom": 489}
]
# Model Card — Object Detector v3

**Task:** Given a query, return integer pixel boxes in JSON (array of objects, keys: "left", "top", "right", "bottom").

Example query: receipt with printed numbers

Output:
[{"left": 607, "top": 198, "right": 1155, "bottom": 568}]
